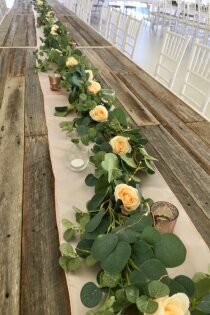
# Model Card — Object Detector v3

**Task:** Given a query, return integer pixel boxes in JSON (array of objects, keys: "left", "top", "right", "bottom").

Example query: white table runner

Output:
[{"left": 35, "top": 17, "right": 210, "bottom": 315}]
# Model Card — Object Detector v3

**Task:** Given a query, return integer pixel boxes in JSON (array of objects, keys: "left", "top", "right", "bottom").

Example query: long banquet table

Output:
[{"left": 34, "top": 3, "right": 210, "bottom": 314}]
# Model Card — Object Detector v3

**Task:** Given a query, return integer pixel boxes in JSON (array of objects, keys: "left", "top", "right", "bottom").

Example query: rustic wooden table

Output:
[{"left": 0, "top": 0, "right": 209, "bottom": 314}]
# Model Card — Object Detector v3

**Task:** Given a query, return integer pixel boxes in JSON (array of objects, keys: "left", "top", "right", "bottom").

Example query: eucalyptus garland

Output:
[{"left": 33, "top": 1, "right": 210, "bottom": 314}]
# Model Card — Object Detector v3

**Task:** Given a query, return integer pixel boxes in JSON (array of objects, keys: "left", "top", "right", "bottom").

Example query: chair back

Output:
[
  {"left": 155, "top": 28, "right": 191, "bottom": 88},
  {"left": 121, "top": 16, "right": 143, "bottom": 59},
  {"left": 99, "top": 6, "right": 111, "bottom": 37},
  {"left": 181, "top": 40, "right": 210, "bottom": 114},
  {"left": 106, "top": 8, "right": 120, "bottom": 44}
]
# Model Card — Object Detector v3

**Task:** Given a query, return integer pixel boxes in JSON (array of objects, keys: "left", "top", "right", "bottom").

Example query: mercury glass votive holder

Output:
[
  {"left": 101, "top": 89, "right": 116, "bottom": 105},
  {"left": 48, "top": 73, "right": 61, "bottom": 91},
  {"left": 65, "top": 143, "right": 89, "bottom": 172},
  {"left": 150, "top": 201, "right": 179, "bottom": 233}
]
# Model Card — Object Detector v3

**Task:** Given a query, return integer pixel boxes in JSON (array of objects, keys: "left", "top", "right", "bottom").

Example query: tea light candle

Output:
[{"left": 71, "top": 158, "right": 85, "bottom": 169}]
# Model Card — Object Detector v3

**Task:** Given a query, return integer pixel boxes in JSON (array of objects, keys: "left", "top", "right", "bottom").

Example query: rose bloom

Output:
[
  {"left": 50, "top": 24, "right": 59, "bottom": 35},
  {"left": 37, "top": 0, "right": 43, "bottom": 5},
  {"left": 46, "top": 11, "right": 54, "bottom": 18},
  {"left": 87, "top": 80, "right": 101, "bottom": 94},
  {"left": 114, "top": 184, "right": 141, "bottom": 214},
  {"left": 89, "top": 105, "right": 108, "bottom": 122},
  {"left": 145, "top": 293, "right": 190, "bottom": 315},
  {"left": 85, "top": 70, "right": 94, "bottom": 81},
  {"left": 110, "top": 136, "right": 131, "bottom": 155},
  {"left": 66, "top": 56, "right": 78, "bottom": 67}
]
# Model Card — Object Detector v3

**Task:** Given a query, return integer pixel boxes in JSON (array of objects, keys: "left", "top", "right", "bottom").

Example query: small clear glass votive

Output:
[
  {"left": 65, "top": 143, "right": 89, "bottom": 172},
  {"left": 101, "top": 89, "right": 116, "bottom": 105},
  {"left": 150, "top": 201, "right": 179, "bottom": 233},
  {"left": 71, "top": 41, "right": 77, "bottom": 49},
  {"left": 48, "top": 73, "right": 61, "bottom": 91}
]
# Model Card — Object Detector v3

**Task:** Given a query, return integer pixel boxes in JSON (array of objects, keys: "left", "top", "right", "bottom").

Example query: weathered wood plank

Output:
[
  {"left": 0, "top": 49, "right": 11, "bottom": 106},
  {"left": 21, "top": 136, "right": 71, "bottom": 315},
  {"left": 144, "top": 141, "right": 210, "bottom": 248},
  {"left": 25, "top": 49, "right": 48, "bottom": 136},
  {"left": 0, "top": 77, "right": 25, "bottom": 315},
  {"left": 9, "top": 48, "right": 26, "bottom": 76},
  {"left": 81, "top": 48, "right": 158, "bottom": 126},
  {"left": 27, "top": 15, "right": 37, "bottom": 47},
  {"left": 140, "top": 125, "right": 210, "bottom": 219},
  {"left": 0, "top": 31, "right": 7, "bottom": 46},
  {"left": 186, "top": 121, "right": 210, "bottom": 147},
  {"left": 13, "top": 15, "right": 28, "bottom": 47},
  {"left": 0, "top": 11, "right": 15, "bottom": 32}
]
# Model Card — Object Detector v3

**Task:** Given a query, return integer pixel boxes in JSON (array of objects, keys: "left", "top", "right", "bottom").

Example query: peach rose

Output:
[
  {"left": 145, "top": 293, "right": 190, "bottom": 315},
  {"left": 50, "top": 24, "right": 59, "bottom": 35},
  {"left": 114, "top": 184, "right": 141, "bottom": 214},
  {"left": 85, "top": 70, "right": 94, "bottom": 81},
  {"left": 89, "top": 105, "right": 108, "bottom": 122},
  {"left": 66, "top": 56, "right": 79, "bottom": 67},
  {"left": 110, "top": 136, "right": 131, "bottom": 155},
  {"left": 87, "top": 80, "right": 101, "bottom": 94}
]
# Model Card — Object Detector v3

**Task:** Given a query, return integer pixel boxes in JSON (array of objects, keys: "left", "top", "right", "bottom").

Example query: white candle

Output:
[{"left": 71, "top": 158, "right": 85, "bottom": 169}]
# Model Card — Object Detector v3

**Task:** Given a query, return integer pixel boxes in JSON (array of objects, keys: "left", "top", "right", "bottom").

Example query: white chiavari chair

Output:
[
  {"left": 106, "top": 8, "right": 120, "bottom": 44},
  {"left": 181, "top": 40, "right": 210, "bottom": 114},
  {"left": 121, "top": 16, "right": 143, "bottom": 59},
  {"left": 115, "top": 11, "right": 130, "bottom": 49},
  {"left": 99, "top": 6, "right": 111, "bottom": 38},
  {"left": 79, "top": 0, "right": 93, "bottom": 24},
  {"left": 154, "top": 28, "right": 191, "bottom": 88}
]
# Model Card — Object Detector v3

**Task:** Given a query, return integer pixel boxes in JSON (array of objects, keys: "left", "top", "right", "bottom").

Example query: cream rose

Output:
[
  {"left": 89, "top": 105, "right": 108, "bottom": 122},
  {"left": 37, "top": 0, "right": 43, "bottom": 5},
  {"left": 114, "top": 184, "right": 141, "bottom": 214},
  {"left": 110, "top": 136, "right": 131, "bottom": 155},
  {"left": 85, "top": 70, "right": 94, "bottom": 81},
  {"left": 50, "top": 24, "right": 59, "bottom": 35},
  {"left": 145, "top": 293, "right": 190, "bottom": 315},
  {"left": 66, "top": 56, "right": 78, "bottom": 67},
  {"left": 46, "top": 11, "right": 54, "bottom": 18},
  {"left": 87, "top": 80, "right": 101, "bottom": 94}
]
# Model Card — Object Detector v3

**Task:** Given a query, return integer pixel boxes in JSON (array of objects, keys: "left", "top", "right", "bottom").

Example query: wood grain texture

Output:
[
  {"left": 186, "top": 121, "right": 210, "bottom": 147},
  {"left": 0, "top": 49, "right": 12, "bottom": 106},
  {"left": 0, "top": 77, "right": 25, "bottom": 315},
  {"left": 21, "top": 136, "right": 71, "bottom": 315},
  {"left": 25, "top": 49, "right": 47, "bottom": 136},
  {"left": 141, "top": 125, "right": 210, "bottom": 219}
]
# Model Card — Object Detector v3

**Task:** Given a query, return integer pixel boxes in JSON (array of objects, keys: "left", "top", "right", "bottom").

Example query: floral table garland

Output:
[{"left": 33, "top": 1, "right": 210, "bottom": 314}]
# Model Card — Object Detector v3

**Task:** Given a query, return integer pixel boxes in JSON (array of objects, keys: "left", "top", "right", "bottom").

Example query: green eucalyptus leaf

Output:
[
  {"left": 59, "top": 243, "right": 76, "bottom": 258},
  {"left": 76, "top": 239, "right": 93, "bottom": 258},
  {"left": 66, "top": 257, "right": 81, "bottom": 271},
  {"left": 125, "top": 285, "right": 139, "bottom": 303},
  {"left": 154, "top": 234, "right": 186, "bottom": 268},
  {"left": 194, "top": 277, "right": 210, "bottom": 300},
  {"left": 101, "top": 241, "right": 131, "bottom": 273},
  {"left": 80, "top": 282, "right": 102, "bottom": 308},
  {"left": 130, "top": 270, "right": 149, "bottom": 288},
  {"left": 85, "top": 174, "right": 97, "bottom": 187},
  {"left": 110, "top": 108, "right": 127, "bottom": 126},
  {"left": 101, "top": 153, "right": 119, "bottom": 182},
  {"left": 91, "top": 234, "right": 118, "bottom": 261},
  {"left": 174, "top": 275, "right": 195, "bottom": 297},
  {"left": 148, "top": 280, "right": 170, "bottom": 298},
  {"left": 101, "top": 272, "right": 121, "bottom": 288},
  {"left": 62, "top": 218, "right": 74, "bottom": 229},
  {"left": 140, "top": 258, "right": 167, "bottom": 280},
  {"left": 136, "top": 295, "right": 158, "bottom": 314},
  {"left": 64, "top": 228, "right": 75, "bottom": 241},
  {"left": 86, "top": 255, "right": 97, "bottom": 267},
  {"left": 141, "top": 226, "right": 161, "bottom": 245},
  {"left": 112, "top": 227, "right": 139, "bottom": 243},
  {"left": 86, "top": 209, "right": 106, "bottom": 233},
  {"left": 131, "top": 240, "right": 155, "bottom": 265},
  {"left": 87, "top": 192, "right": 107, "bottom": 211},
  {"left": 120, "top": 154, "right": 137, "bottom": 169},
  {"left": 198, "top": 294, "right": 210, "bottom": 313},
  {"left": 125, "top": 213, "right": 153, "bottom": 232}
]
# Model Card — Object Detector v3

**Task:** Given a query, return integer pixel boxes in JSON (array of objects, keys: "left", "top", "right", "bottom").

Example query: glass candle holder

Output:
[
  {"left": 48, "top": 73, "right": 61, "bottom": 91},
  {"left": 150, "top": 201, "right": 179, "bottom": 233},
  {"left": 65, "top": 142, "right": 89, "bottom": 172},
  {"left": 101, "top": 89, "right": 116, "bottom": 105},
  {"left": 71, "top": 41, "right": 77, "bottom": 49}
]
